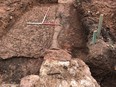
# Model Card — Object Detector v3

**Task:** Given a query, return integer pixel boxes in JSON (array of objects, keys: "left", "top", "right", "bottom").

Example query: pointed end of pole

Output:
[
  {"left": 94, "top": 30, "right": 97, "bottom": 33},
  {"left": 100, "top": 14, "right": 104, "bottom": 16}
]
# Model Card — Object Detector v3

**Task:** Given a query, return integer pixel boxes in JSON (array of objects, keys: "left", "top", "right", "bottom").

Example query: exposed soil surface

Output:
[
  {"left": 0, "top": 0, "right": 86, "bottom": 84},
  {"left": 0, "top": 0, "right": 116, "bottom": 87},
  {"left": 0, "top": 3, "right": 85, "bottom": 59},
  {"left": 0, "top": 0, "right": 36, "bottom": 38},
  {"left": 0, "top": 4, "right": 56, "bottom": 58}
]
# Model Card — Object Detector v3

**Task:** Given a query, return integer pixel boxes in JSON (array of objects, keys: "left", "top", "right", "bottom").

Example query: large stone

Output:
[
  {"left": 20, "top": 50, "right": 100, "bottom": 87},
  {"left": 38, "top": 59, "right": 100, "bottom": 87}
]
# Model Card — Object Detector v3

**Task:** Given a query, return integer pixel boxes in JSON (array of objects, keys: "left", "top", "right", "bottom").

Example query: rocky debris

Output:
[{"left": 20, "top": 49, "right": 100, "bottom": 87}]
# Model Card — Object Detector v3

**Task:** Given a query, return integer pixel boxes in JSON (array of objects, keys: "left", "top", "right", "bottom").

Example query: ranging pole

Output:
[
  {"left": 41, "top": 7, "right": 50, "bottom": 23},
  {"left": 92, "top": 30, "right": 97, "bottom": 44},
  {"left": 97, "top": 14, "right": 104, "bottom": 38}
]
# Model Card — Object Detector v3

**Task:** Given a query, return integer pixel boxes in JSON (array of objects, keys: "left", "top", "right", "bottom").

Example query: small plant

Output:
[
  {"left": 92, "top": 30, "right": 97, "bottom": 44},
  {"left": 97, "top": 14, "right": 104, "bottom": 38}
]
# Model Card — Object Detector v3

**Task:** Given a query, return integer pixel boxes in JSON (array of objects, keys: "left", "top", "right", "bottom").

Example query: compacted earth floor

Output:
[{"left": 0, "top": 1, "right": 86, "bottom": 85}]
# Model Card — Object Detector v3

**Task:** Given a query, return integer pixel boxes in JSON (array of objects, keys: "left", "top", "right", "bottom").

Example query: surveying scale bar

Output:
[{"left": 27, "top": 22, "right": 60, "bottom": 26}]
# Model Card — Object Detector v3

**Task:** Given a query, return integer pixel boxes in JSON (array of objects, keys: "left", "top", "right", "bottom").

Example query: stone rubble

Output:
[{"left": 20, "top": 49, "right": 100, "bottom": 87}]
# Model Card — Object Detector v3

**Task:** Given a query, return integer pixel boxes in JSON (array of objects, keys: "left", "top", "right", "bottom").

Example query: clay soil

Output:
[
  {"left": 0, "top": 0, "right": 116, "bottom": 87},
  {"left": 0, "top": 0, "right": 86, "bottom": 84}
]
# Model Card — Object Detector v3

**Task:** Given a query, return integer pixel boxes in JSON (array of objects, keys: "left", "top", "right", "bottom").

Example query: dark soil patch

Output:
[
  {"left": 100, "top": 72, "right": 116, "bottom": 87},
  {"left": 0, "top": 57, "right": 43, "bottom": 83}
]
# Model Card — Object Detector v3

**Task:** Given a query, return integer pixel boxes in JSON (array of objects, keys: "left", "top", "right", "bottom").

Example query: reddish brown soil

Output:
[
  {"left": 0, "top": 4, "right": 56, "bottom": 59},
  {"left": 0, "top": 0, "right": 86, "bottom": 84},
  {"left": 0, "top": 3, "right": 86, "bottom": 59},
  {"left": 91, "top": 0, "right": 116, "bottom": 37},
  {"left": 81, "top": 0, "right": 116, "bottom": 40},
  {"left": 0, "top": 0, "right": 36, "bottom": 38},
  {"left": 0, "top": 0, "right": 115, "bottom": 87}
]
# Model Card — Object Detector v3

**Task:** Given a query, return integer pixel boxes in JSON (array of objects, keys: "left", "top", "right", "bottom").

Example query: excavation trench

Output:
[
  {"left": 0, "top": 1, "right": 87, "bottom": 84},
  {"left": 0, "top": 0, "right": 115, "bottom": 87},
  {"left": 78, "top": 0, "right": 116, "bottom": 87}
]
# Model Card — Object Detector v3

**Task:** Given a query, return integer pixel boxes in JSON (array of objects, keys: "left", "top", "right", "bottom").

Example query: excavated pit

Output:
[{"left": 0, "top": 0, "right": 116, "bottom": 87}]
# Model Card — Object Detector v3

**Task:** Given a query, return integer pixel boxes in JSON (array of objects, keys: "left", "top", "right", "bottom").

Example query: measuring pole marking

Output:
[{"left": 42, "top": 7, "right": 50, "bottom": 23}]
